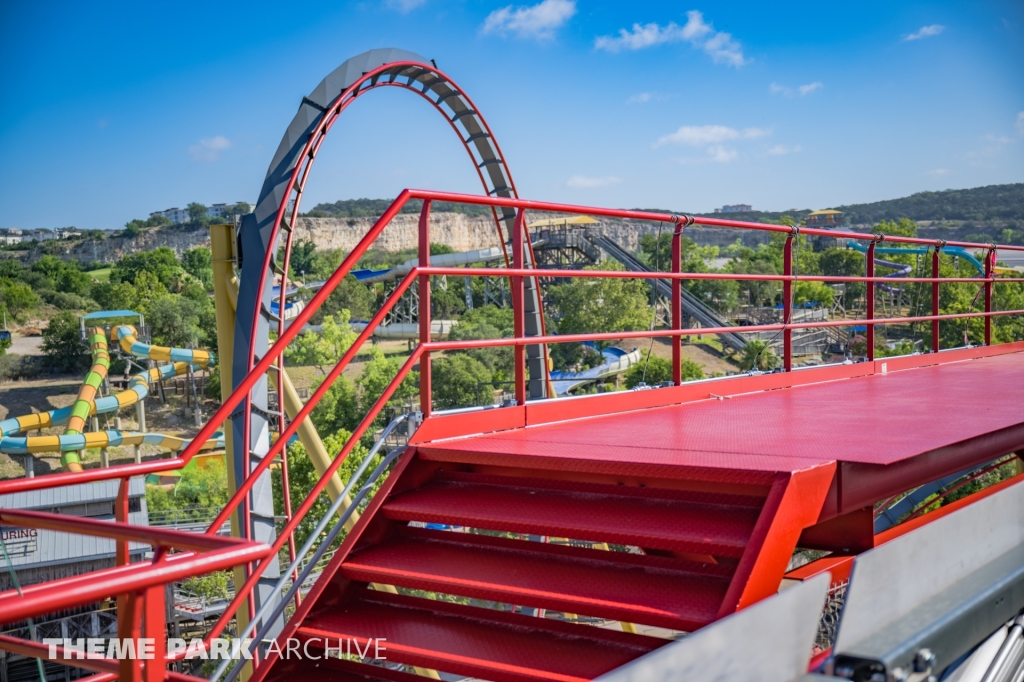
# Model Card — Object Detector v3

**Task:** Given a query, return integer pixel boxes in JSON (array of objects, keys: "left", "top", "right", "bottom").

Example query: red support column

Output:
[
  {"left": 782, "top": 235, "right": 793, "bottom": 371},
  {"left": 419, "top": 201, "right": 432, "bottom": 418},
  {"left": 115, "top": 477, "right": 129, "bottom": 566},
  {"left": 671, "top": 224, "right": 682, "bottom": 385},
  {"left": 143, "top": 582, "right": 166, "bottom": 682},
  {"left": 866, "top": 241, "right": 876, "bottom": 361},
  {"left": 512, "top": 210, "right": 527, "bottom": 406},
  {"left": 932, "top": 246, "right": 941, "bottom": 352},
  {"left": 984, "top": 247, "right": 994, "bottom": 346},
  {"left": 118, "top": 592, "right": 143, "bottom": 682}
]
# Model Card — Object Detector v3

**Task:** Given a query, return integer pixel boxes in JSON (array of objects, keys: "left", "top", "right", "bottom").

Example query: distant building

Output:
[
  {"left": 806, "top": 209, "right": 843, "bottom": 227},
  {"left": 151, "top": 207, "right": 190, "bottom": 224},
  {"left": 715, "top": 204, "right": 753, "bottom": 214},
  {"left": 25, "top": 228, "right": 56, "bottom": 241},
  {"left": 0, "top": 229, "right": 22, "bottom": 245},
  {"left": 55, "top": 227, "right": 82, "bottom": 239},
  {"left": 0, "top": 478, "right": 149, "bottom": 592},
  {"left": 151, "top": 202, "right": 252, "bottom": 225}
]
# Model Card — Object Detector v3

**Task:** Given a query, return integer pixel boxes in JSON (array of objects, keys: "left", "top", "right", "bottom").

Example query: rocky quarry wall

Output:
[{"left": 17, "top": 213, "right": 781, "bottom": 267}]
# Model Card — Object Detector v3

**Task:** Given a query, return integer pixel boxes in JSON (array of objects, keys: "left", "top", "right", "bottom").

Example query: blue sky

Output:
[{"left": 1, "top": 0, "right": 1022, "bottom": 230}]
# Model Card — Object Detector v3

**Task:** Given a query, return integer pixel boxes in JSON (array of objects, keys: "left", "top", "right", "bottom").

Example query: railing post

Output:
[
  {"left": 118, "top": 592, "right": 143, "bottom": 682},
  {"left": 512, "top": 210, "right": 527, "bottom": 406},
  {"left": 932, "top": 245, "right": 941, "bottom": 352},
  {"left": 671, "top": 222, "right": 682, "bottom": 385},
  {"left": 116, "top": 477, "right": 129, "bottom": 566},
  {"left": 143, "top": 580, "right": 167, "bottom": 682},
  {"left": 866, "top": 240, "right": 876, "bottom": 361},
  {"left": 984, "top": 247, "right": 994, "bottom": 346},
  {"left": 419, "top": 201, "right": 432, "bottom": 418},
  {"left": 783, "top": 234, "right": 794, "bottom": 371}
]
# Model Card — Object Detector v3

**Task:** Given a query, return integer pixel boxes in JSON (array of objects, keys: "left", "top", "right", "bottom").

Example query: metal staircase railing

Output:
[{"left": 1, "top": 189, "right": 1023, "bottom": 682}]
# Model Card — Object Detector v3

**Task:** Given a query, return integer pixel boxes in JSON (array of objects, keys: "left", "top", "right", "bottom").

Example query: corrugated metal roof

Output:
[{"left": 0, "top": 477, "right": 144, "bottom": 509}]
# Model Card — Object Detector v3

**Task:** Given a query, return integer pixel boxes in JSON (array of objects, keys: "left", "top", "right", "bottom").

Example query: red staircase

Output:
[{"left": 257, "top": 453, "right": 833, "bottom": 682}]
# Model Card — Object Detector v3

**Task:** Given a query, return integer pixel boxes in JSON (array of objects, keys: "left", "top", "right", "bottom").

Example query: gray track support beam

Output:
[
  {"left": 597, "top": 574, "right": 830, "bottom": 682},
  {"left": 830, "top": 479, "right": 1024, "bottom": 681}
]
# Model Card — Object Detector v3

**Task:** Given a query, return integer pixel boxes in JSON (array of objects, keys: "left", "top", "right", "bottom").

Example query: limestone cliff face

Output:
[
  {"left": 19, "top": 226, "right": 212, "bottom": 266},
  {"left": 18, "top": 212, "right": 775, "bottom": 267},
  {"left": 291, "top": 214, "right": 500, "bottom": 252}
]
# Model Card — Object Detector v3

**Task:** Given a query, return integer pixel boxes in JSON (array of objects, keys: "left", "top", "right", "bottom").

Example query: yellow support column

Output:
[
  {"left": 209, "top": 223, "right": 253, "bottom": 680},
  {"left": 214, "top": 223, "right": 437, "bottom": 679}
]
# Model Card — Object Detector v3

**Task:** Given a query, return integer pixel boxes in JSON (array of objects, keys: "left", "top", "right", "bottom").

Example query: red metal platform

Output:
[{"left": 415, "top": 344, "right": 1024, "bottom": 519}]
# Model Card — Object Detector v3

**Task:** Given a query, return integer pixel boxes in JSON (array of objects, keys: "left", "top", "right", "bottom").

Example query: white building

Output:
[
  {"left": 55, "top": 227, "right": 82, "bottom": 239},
  {"left": 151, "top": 207, "right": 190, "bottom": 224},
  {"left": 150, "top": 202, "right": 252, "bottom": 225},
  {"left": 715, "top": 204, "right": 753, "bottom": 214},
  {"left": 0, "top": 229, "right": 22, "bottom": 245}
]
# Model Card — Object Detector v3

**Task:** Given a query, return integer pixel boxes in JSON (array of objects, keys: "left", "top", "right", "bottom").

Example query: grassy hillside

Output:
[
  {"left": 305, "top": 184, "right": 1024, "bottom": 246},
  {"left": 836, "top": 184, "right": 1024, "bottom": 224},
  {"left": 303, "top": 197, "right": 495, "bottom": 218}
]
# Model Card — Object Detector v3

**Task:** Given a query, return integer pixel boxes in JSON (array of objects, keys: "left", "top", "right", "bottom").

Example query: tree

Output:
[
  {"left": 312, "top": 276, "right": 376, "bottom": 323},
  {"left": 187, "top": 202, "right": 208, "bottom": 226},
  {"left": 447, "top": 305, "right": 514, "bottom": 381},
  {"left": 431, "top": 354, "right": 494, "bottom": 409},
  {"left": 547, "top": 261, "right": 651, "bottom": 343},
  {"left": 286, "top": 313, "right": 357, "bottom": 375},
  {"left": 819, "top": 247, "right": 865, "bottom": 307},
  {"left": 273, "top": 431, "right": 371, "bottom": 551},
  {"left": 110, "top": 247, "right": 182, "bottom": 288},
  {"left": 0, "top": 259, "right": 25, "bottom": 279},
  {"left": 41, "top": 311, "right": 90, "bottom": 373},
  {"left": 147, "top": 296, "right": 204, "bottom": 348},
  {"left": 872, "top": 218, "right": 918, "bottom": 239},
  {"left": 0, "top": 281, "right": 40, "bottom": 320},
  {"left": 794, "top": 280, "right": 835, "bottom": 308},
  {"left": 624, "top": 351, "right": 703, "bottom": 388},
  {"left": 32, "top": 255, "right": 66, "bottom": 282},
  {"left": 56, "top": 267, "right": 91, "bottom": 296},
  {"left": 123, "top": 221, "right": 142, "bottom": 238},
  {"left": 181, "top": 247, "right": 214, "bottom": 290},
  {"left": 356, "top": 346, "right": 418, "bottom": 416},
  {"left": 738, "top": 339, "right": 780, "bottom": 371},
  {"left": 309, "top": 374, "right": 360, "bottom": 436},
  {"left": 289, "top": 240, "right": 318, "bottom": 276}
]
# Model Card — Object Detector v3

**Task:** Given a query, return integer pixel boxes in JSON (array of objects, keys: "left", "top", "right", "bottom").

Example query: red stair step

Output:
[
  {"left": 270, "top": 658, "right": 425, "bottom": 682},
  {"left": 298, "top": 589, "right": 663, "bottom": 682},
  {"left": 381, "top": 478, "right": 761, "bottom": 557},
  {"left": 343, "top": 527, "right": 730, "bottom": 630}
]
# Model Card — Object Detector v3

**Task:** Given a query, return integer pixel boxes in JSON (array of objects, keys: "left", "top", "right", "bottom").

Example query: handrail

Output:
[
  {"left": 2, "top": 188, "right": 1022, "bottom": 677},
  {"left": 214, "top": 434, "right": 409, "bottom": 681}
]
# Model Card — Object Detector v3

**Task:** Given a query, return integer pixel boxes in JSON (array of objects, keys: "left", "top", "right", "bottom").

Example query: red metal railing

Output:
[
  {"left": 2, "top": 189, "right": 1023, "bottom": 679},
  {"left": 0, "top": 501, "right": 271, "bottom": 682}
]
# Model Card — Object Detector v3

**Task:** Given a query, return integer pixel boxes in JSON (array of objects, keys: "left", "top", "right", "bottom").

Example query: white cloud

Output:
[
  {"left": 189, "top": 136, "right": 232, "bottom": 162},
  {"left": 482, "top": 0, "right": 576, "bottom": 40},
  {"left": 566, "top": 175, "right": 623, "bottom": 188},
  {"left": 628, "top": 92, "right": 652, "bottom": 104},
  {"left": 904, "top": 24, "right": 945, "bottom": 41},
  {"left": 1016, "top": 111, "right": 1024, "bottom": 136},
  {"left": 595, "top": 10, "right": 746, "bottom": 67},
  {"left": 384, "top": 0, "right": 426, "bottom": 12},
  {"left": 928, "top": 168, "right": 950, "bottom": 176},
  {"left": 656, "top": 125, "right": 768, "bottom": 147},
  {"left": 767, "top": 144, "right": 801, "bottom": 156},
  {"left": 771, "top": 81, "right": 822, "bottom": 97},
  {"left": 706, "top": 146, "right": 737, "bottom": 163}
]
